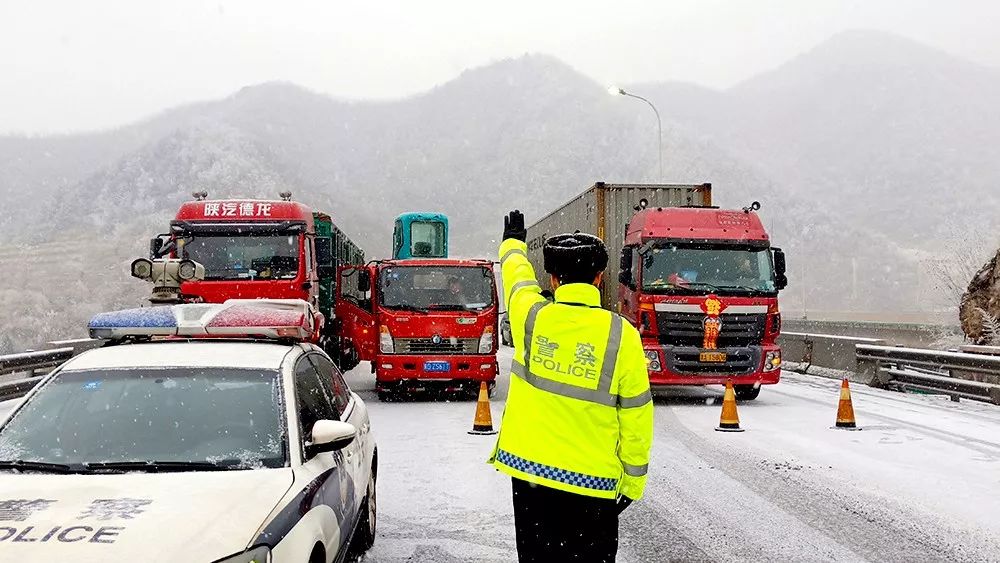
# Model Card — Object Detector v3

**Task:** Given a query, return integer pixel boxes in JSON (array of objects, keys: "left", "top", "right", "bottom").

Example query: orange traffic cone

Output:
[
  {"left": 469, "top": 381, "right": 498, "bottom": 435},
  {"left": 834, "top": 378, "right": 861, "bottom": 430},
  {"left": 715, "top": 379, "right": 744, "bottom": 432}
]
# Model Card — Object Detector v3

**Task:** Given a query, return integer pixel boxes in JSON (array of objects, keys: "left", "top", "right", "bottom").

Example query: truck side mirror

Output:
[
  {"left": 149, "top": 238, "right": 163, "bottom": 259},
  {"left": 316, "top": 237, "right": 333, "bottom": 277},
  {"left": 773, "top": 248, "right": 788, "bottom": 290},
  {"left": 618, "top": 248, "right": 634, "bottom": 287},
  {"left": 358, "top": 270, "right": 371, "bottom": 293}
]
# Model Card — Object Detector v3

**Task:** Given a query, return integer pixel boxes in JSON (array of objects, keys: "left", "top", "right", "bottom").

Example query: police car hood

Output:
[{"left": 0, "top": 469, "right": 293, "bottom": 562}]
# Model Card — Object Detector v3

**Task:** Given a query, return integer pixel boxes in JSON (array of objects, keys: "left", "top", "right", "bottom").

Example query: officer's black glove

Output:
[
  {"left": 503, "top": 210, "right": 527, "bottom": 242},
  {"left": 616, "top": 496, "right": 634, "bottom": 515}
]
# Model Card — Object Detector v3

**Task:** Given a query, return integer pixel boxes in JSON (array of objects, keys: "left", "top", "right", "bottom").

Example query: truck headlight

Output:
[
  {"left": 764, "top": 350, "right": 781, "bottom": 372},
  {"left": 379, "top": 325, "right": 394, "bottom": 354},
  {"left": 479, "top": 326, "right": 494, "bottom": 354},
  {"left": 644, "top": 350, "right": 662, "bottom": 372},
  {"left": 213, "top": 545, "right": 271, "bottom": 563}
]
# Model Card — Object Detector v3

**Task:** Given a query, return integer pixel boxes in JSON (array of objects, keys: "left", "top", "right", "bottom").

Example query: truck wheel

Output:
[
  {"left": 377, "top": 390, "right": 396, "bottom": 402},
  {"left": 735, "top": 385, "right": 761, "bottom": 401}
]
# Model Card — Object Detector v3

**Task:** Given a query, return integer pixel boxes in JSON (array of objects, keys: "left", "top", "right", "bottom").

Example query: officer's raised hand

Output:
[{"left": 503, "top": 210, "right": 527, "bottom": 242}]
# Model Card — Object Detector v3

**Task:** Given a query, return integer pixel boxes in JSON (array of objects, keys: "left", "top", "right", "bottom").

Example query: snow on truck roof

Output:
[
  {"left": 174, "top": 199, "right": 315, "bottom": 222},
  {"left": 60, "top": 341, "right": 295, "bottom": 371},
  {"left": 628, "top": 207, "right": 769, "bottom": 243}
]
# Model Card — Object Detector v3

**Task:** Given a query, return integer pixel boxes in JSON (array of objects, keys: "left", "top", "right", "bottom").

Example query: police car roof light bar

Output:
[{"left": 88, "top": 299, "right": 315, "bottom": 341}]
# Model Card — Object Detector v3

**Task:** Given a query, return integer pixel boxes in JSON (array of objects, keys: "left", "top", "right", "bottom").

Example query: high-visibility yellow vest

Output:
[{"left": 490, "top": 239, "right": 654, "bottom": 500}]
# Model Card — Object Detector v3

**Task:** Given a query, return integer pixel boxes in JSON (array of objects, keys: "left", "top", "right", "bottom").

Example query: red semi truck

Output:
[
  {"left": 146, "top": 192, "right": 365, "bottom": 367},
  {"left": 524, "top": 182, "right": 787, "bottom": 400},
  {"left": 336, "top": 259, "right": 500, "bottom": 401}
]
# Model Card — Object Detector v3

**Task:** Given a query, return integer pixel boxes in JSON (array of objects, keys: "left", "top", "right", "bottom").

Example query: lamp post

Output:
[{"left": 610, "top": 86, "right": 663, "bottom": 181}]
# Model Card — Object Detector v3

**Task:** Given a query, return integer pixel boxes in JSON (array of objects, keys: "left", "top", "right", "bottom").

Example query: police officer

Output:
[{"left": 490, "top": 210, "right": 653, "bottom": 563}]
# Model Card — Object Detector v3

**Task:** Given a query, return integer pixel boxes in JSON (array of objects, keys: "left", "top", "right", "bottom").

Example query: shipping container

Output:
[{"left": 525, "top": 182, "right": 712, "bottom": 309}]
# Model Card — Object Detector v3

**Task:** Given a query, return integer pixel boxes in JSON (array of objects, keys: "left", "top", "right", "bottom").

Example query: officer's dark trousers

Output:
[{"left": 511, "top": 477, "right": 619, "bottom": 563}]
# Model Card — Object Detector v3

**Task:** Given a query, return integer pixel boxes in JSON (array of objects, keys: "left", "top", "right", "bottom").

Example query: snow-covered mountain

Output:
[{"left": 1, "top": 30, "right": 993, "bottom": 347}]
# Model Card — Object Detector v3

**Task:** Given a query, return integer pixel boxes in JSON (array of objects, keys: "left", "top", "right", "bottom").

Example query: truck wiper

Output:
[
  {"left": 85, "top": 460, "right": 237, "bottom": 473},
  {"left": 383, "top": 304, "right": 430, "bottom": 313},
  {"left": 0, "top": 459, "right": 78, "bottom": 473},
  {"left": 673, "top": 282, "right": 722, "bottom": 292},
  {"left": 715, "top": 284, "right": 767, "bottom": 293},
  {"left": 425, "top": 304, "right": 470, "bottom": 311}
]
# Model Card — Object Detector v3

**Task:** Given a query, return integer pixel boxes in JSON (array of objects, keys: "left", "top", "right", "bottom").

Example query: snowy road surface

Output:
[{"left": 347, "top": 347, "right": 1000, "bottom": 562}]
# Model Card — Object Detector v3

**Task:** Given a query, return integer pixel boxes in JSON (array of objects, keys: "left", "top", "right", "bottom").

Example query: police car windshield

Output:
[
  {"left": 642, "top": 244, "right": 776, "bottom": 294},
  {"left": 0, "top": 368, "right": 286, "bottom": 470},
  {"left": 181, "top": 234, "right": 299, "bottom": 281},
  {"left": 380, "top": 266, "right": 495, "bottom": 311}
]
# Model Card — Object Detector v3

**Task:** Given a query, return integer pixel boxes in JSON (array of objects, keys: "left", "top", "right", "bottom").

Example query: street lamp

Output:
[{"left": 609, "top": 86, "right": 663, "bottom": 181}]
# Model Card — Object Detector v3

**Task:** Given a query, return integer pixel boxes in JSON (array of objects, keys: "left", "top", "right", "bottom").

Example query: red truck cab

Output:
[
  {"left": 336, "top": 259, "right": 500, "bottom": 400},
  {"left": 149, "top": 196, "right": 365, "bottom": 367},
  {"left": 170, "top": 199, "right": 320, "bottom": 305},
  {"left": 619, "top": 206, "right": 787, "bottom": 400}
]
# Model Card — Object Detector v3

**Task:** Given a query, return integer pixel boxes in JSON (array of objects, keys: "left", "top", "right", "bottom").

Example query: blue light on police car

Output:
[
  {"left": 89, "top": 307, "right": 177, "bottom": 328},
  {"left": 88, "top": 306, "right": 178, "bottom": 339}
]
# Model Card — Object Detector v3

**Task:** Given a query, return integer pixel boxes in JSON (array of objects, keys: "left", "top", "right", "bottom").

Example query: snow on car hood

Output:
[{"left": 0, "top": 469, "right": 293, "bottom": 562}]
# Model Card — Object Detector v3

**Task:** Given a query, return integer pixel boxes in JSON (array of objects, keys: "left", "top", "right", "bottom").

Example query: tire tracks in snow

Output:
[
  {"left": 768, "top": 385, "right": 1000, "bottom": 458},
  {"left": 660, "top": 406, "right": 991, "bottom": 562}
]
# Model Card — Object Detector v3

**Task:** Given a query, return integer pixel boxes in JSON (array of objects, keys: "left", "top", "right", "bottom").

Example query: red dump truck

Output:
[
  {"left": 524, "top": 182, "right": 787, "bottom": 399},
  {"left": 146, "top": 192, "right": 365, "bottom": 368},
  {"left": 335, "top": 259, "right": 500, "bottom": 401}
]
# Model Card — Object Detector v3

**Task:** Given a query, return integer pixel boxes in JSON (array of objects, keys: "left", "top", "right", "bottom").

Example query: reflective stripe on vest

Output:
[
  {"left": 622, "top": 461, "right": 649, "bottom": 477},
  {"left": 507, "top": 280, "right": 540, "bottom": 302},
  {"left": 495, "top": 449, "right": 618, "bottom": 492},
  {"left": 514, "top": 301, "right": 651, "bottom": 408},
  {"left": 500, "top": 247, "right": 527, "bottom": 265}
]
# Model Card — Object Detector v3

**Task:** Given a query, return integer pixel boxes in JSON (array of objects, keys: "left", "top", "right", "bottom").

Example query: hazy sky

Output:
[{"left": 2, "top": 0, "right": 998, "bottom": 134}]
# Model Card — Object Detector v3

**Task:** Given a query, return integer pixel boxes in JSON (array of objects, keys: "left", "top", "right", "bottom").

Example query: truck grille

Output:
[
  {"left": 393, "top": 338, "right": 479, "bottom": 355},
  {"left": 666, "top": 347, "right": 760, "bottom": 375},
  {"left": 656, "top": 312, "right": 766, "bottom": 348}
]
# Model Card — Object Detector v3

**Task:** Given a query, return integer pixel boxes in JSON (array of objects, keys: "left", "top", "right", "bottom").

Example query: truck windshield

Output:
[
  {"left": 0, "top": 367, "right": 286, "bottom": 470},
  {"left": 181, "top": 234, "right": 300, "bottom": 281},
  {"left": 380, "top": 266, "right": 495, "bottom": 311},
  {"left": 642, "top": 245, "right": 776, "bottom": 294}
]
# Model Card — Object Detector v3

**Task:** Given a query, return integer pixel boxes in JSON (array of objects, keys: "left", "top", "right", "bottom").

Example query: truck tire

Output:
[{"left": 735, "top": 384, "right": 761, "bottom": 401}]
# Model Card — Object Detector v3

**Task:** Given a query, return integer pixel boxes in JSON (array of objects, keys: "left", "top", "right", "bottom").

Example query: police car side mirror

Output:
[{"left": 306, "top": 420, "right": 357, "bottom": 458}]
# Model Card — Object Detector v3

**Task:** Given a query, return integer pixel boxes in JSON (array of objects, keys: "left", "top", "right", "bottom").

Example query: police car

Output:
[{"left": 0, "top": 300, "right": 377, "bottom": 563}]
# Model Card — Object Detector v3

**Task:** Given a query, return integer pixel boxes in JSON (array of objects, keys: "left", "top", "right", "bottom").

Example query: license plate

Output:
[
  {"left": 699, "top": 352, "right": 727, "bottom": 363},
  {"left": 424, "top": 361, "right": 451, "bottom": 372}
]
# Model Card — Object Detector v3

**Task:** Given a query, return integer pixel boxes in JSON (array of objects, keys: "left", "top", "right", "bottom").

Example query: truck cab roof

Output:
[
  {"left": 626, "top": 207, "right": 770, "bottom": 246},
  {"left": 379, "top": 258, "right": 493, "bottom": 267},
  {"left": 174, "top": 199, "right": 316, "bottom": 225}
]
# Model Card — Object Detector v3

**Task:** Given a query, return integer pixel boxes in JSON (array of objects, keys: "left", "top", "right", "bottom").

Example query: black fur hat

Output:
[{"left": 543, "top": 232, "right": 609, "bottom": 281}]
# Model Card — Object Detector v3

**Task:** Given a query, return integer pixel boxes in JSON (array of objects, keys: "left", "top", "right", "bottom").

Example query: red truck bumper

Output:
[
  {"left": 374, "top": 354, "right": 498, "bottom": 386},
  {"left": 644, "top": 343, "right": 782, "bottom": 387}
]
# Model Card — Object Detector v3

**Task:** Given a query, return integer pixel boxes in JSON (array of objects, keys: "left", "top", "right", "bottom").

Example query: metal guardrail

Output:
[
  {"left": 779, "top": 332, "right": 885, "bottom": 374},
  {"left": 856, "top": 344, "right": 1000, "bottom": 405},
  {"left": 0, "top": 339, "right": 102, "bottom": 402}
]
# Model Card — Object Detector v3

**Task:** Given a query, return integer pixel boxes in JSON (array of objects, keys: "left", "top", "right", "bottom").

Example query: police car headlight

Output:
[
  {"left": 764, "top": 350, "right": 781, "bottom": 372},
  {"left": 214, "top": 545, "right": 270, "bottom": 563},
  {"left": 644, "top": 350, "right": 662, "bottom": 372}
]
